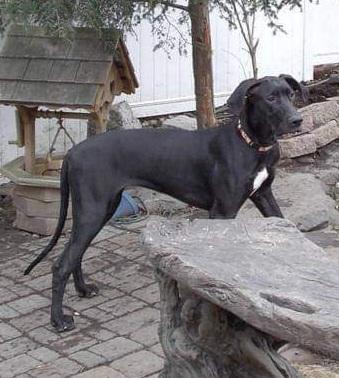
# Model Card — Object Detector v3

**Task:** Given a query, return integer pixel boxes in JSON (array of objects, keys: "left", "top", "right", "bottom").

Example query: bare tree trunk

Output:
[
  {"left": 230, "top": 0, "right": 259, "bottom": 80},
  {"left": 189, "top": 0, "right": 216, "bottom": 129},
  {"left": 249, "top": 42, "right": 258, "bottom": 79}
]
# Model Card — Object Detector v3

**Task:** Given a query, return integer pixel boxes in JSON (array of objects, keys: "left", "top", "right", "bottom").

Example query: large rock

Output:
[
  {"left": 240, "top": 172, "right": 338, "bottom": 232},
  {"left": 162, "top": 115, "right": 197, "bottom": 130},
  {"left": 279, "top": 100, "right": 339, "bottom": 159},
  {"left": 279, "top": 133, "right": 317, "bottom": 159},
  {"left": 299, "top": 113, "right": 314, "bottom": 132},
  {"left": 144, "top": 217, "right": 339, "bottom": 360},
  {"left": 311, "top": 120, "right": 339, "bottom": 148},
  {"left": 301, "top": 100, "right": 339, "bottom": 128},
  {"left": 296, "top": 365, "right": 339, "bottom": 378},
  {"left": 107, "top": 101, "right": 142, "bottom": 130}
]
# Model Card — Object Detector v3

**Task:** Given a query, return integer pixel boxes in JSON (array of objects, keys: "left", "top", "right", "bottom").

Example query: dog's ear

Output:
[
  {"left": 226, "top": 78, "right": 260, "bottom": 116},
  {"left": 279, "top": 74, "right": 309, "bottom": 103}
]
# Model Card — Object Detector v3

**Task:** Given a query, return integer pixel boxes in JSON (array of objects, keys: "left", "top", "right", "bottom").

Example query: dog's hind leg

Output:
[
  {"left": 73, "top": 263, "right": 99, "bottom": 298},
  {"left": 71, "top": 192, "right": 122, "bottom": 298},
  {"left": 51, "top": 192, "right": 122, "bottom": 332}
]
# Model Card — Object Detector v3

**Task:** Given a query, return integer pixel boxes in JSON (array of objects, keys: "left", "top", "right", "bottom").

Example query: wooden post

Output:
[
  {"left": 87, "top": 107, "right": 110, "bottom": 137},
  {"left": 17, "top": 106, "right": 37, "bottom": 174}
]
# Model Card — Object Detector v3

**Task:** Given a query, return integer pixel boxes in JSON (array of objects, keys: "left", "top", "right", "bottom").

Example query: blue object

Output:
[{"left": 112, "top": 191, "right": 139, "bottom": 219}]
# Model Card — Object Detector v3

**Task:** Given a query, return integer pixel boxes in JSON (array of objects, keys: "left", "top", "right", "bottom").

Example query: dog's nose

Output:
[{"left": 289, "top": 114, "right": 303, "bottom": 128}]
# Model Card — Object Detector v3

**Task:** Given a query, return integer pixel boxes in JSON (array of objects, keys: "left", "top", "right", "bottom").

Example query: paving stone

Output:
[
  {"left": 89, "top": 337, "right": 142, "bottom": 361},
  {"left": 25, "top": 274, "right": 52, "bottom": 290},
  {"left": 81, "top": 257, "right": 112, "bottom": 275},
  {"left": 0, "top": 323, "right": 21, "bottom": 341},
  {"left": 113, "top": 244, "right": 146, "bottom": 261},
  {"left": 94, "top": 240, "right": 122, "bottom": 251},
  {"left": 73, "top": 365, "right": 127, "bottom": 378},
  {"left": 149, "top": 343, "right": 165, "bottom": 358},
  {"left": 111, "top": 272, "right": 154, "bottom": 294},
  {"left": 0, "top": 276, "right": 15, "bottom": 287},
  {"left": 110, "top": 350, "right": 163, "bottom": 378},
  {"left": 9, "top": 309, "right": 50, "bottom": 331},
  {"left": 104, "top": 258, "right": 137, "bottom": 276},
  {"left": 0, "top": 287, "right": 18, "bottom": 304},
  {"left": 0, "top": 304, "right": 20, "bottom": 319},
  {"left": 82, "top": 245, "right": 114, "bottom": 259},
  {"left": 7, "top": 284, "right": 34, "bottom": 298},
  {"left": 0, "top": 354, "right": 40, "bottom": 378},
  {"left": 130, "top": 323, "right": 160, "bottom": 346},
  {"left": 98, "top": 296, "right": 146, "bottom": 317},
  {"left": 135, "top": 254, "right": 153, "bottom": 268},
  {"left": 8, "top": 294, "right": 50, "bottom": 314},
  {"left": 50, "top": 333, "right": 98, "bottom": 355},
  {"left": 100, "top": 287, "right": 124, "bottom": 300},
  {"left": 28, "top": 326, "right": 60, "bottom": 344},
  {"left": 103, "top": 308, "right": 160, "bottom": 336},
  {"left": 132, "top": 283, "right": 160, "bottom": 305},
  {"left": 28, "top": 346, "right": 60, "bottom": 363},
  {"left": 27, "top": 357, "right": 82, "bottom": 377},
  {"left": 0, "top": 336, "right": 38, "bottom": 359},
  {"left": 106, "top": 233, "right": 139, "bottom": 247},
  {"left": 81, "top": 307, "right": 115, "bottom": 324},
  {"left": 91, "top": 271, "right": 116, "bottom": 286},
  {"left": 64, "top": 292, "right": 110, "bottom": 312},
  {"left": 69, "top": 350, "right": 106, "bottom": 368},
  {"left": 85, "top": 325, "right": 117, "bottom": 341},
  {"left": 92, "top": 227, "right": 118, "bottom": 244},
  {"left": 0, "top": 259, "right": 31, "bottom": 279}
]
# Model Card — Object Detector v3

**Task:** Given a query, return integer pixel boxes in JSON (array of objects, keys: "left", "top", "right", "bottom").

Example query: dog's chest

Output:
[{"left": 251, "top": 167, "right": 269, "bottom": 195}]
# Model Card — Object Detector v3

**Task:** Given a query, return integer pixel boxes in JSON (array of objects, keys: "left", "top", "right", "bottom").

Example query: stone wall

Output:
[{"left": 279, "top": 98, "right": 339, "bottom": 159}]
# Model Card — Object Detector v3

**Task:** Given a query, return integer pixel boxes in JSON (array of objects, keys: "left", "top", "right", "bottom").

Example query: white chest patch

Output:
[{"left": 252, "top": 167, "right": 269, "bottom": 195}]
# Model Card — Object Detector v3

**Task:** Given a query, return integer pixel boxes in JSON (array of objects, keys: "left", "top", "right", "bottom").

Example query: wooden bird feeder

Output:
[{"left": 0, "top": 24, "right": 138, "bottom": 234}]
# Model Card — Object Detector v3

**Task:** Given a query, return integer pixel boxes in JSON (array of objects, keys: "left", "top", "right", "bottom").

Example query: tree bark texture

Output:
[
  {"left": 189, "top": 0, "right": 216, "bottom": 129},
  {"left": 156, "top": 270, "right": 300, "bottom": 378}
]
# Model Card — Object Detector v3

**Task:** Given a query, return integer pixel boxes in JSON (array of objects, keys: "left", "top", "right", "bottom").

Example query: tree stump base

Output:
[{"left": 157, "top": 271, "right": 299, "bottom": 378}]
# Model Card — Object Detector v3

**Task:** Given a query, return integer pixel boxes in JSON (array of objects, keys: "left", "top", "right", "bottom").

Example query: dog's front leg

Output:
[
  {"left": 250, "top": 186, "right": 283, "bottom": 218},
  {"left": 209, "top": 197, "right": 243, "bottom": 219}
]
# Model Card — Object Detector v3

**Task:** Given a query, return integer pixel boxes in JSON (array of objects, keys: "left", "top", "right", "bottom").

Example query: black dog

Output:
[{"left": 24, "top": 75, "right": 304, "bottom": 332}]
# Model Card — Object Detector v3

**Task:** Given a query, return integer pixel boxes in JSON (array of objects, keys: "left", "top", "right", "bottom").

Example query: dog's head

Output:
[{"left": 227, "top": 75, "right": 306, "bottom": 146}]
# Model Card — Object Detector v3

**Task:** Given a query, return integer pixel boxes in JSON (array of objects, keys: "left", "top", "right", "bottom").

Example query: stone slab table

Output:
[{"left": 142, "top": 217, "right": 339, "bottom": 378}]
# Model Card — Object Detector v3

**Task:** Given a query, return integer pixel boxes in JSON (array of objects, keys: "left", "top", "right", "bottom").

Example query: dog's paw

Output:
[
  {"left": 77, "top": 283, "right": 99, "bottom": 298},
  {"left": 51, "top": 314, "right": 75, "bottom": 333}
]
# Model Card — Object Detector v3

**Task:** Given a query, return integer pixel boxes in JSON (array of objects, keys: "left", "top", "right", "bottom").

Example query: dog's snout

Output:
[{"left": 289, "top": 114, "right": 303, "bottom": 128}]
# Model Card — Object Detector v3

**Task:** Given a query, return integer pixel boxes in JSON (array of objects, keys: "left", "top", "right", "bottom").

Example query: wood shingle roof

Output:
[{"left": 0, "top": 25, "right": 138, "bottom": 109}]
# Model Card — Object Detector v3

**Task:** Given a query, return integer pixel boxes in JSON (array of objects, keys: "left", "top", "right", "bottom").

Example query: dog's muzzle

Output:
[{"left": 288, "top": 114, "right": 303, "bottom": 129}]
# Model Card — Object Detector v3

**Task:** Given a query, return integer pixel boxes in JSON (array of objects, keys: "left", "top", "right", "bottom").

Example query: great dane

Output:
[{"left": 24, "top": 74, "right": 304, "bottom": 332}]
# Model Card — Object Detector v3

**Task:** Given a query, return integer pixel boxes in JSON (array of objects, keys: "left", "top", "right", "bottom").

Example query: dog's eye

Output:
[
  {"left": 267, "top": 95, "right": 277, "bottom": 102},
  {"left": 289, "top": 92, "right": 295, "bottom": 100}
]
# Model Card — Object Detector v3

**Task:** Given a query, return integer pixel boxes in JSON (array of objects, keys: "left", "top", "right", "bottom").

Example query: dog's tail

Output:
[{"left": 24, "top": 157, "right": 70, "bottom": 275}]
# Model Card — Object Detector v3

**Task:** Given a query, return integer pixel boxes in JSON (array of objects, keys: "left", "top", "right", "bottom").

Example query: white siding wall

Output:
[
  {"left": 0, "top": 1, "right": 338, "bottom": 166},
  {"left": 116, "top": 4, "right": 316, "bottom": 117}
]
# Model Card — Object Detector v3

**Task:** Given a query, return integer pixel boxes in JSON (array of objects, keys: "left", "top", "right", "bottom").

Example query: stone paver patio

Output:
[
  {"left": 2, "top": 216, "right": 339, "bottom": 377},
  {"left": 0, "top": 223, "right": 163, "bottom": 378}
]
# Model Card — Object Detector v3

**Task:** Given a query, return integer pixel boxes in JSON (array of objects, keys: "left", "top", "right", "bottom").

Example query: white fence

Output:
[{"left": 0, "top": 0, "right": 339, "bottom": 166}]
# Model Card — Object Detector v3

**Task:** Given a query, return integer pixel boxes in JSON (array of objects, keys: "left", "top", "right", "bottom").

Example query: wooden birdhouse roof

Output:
[{"left": 0, "top": 24, "right": 138, "bottom": 110}]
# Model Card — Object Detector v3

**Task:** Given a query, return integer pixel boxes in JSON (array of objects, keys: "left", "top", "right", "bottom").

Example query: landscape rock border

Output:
[{"left": 280, "top": 99, "right": 339, "bottom": 159}]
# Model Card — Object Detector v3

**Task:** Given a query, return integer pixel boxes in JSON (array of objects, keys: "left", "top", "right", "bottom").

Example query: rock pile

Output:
[{"left": 280, "top": 99, "right": 339, "bottom": 158}]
